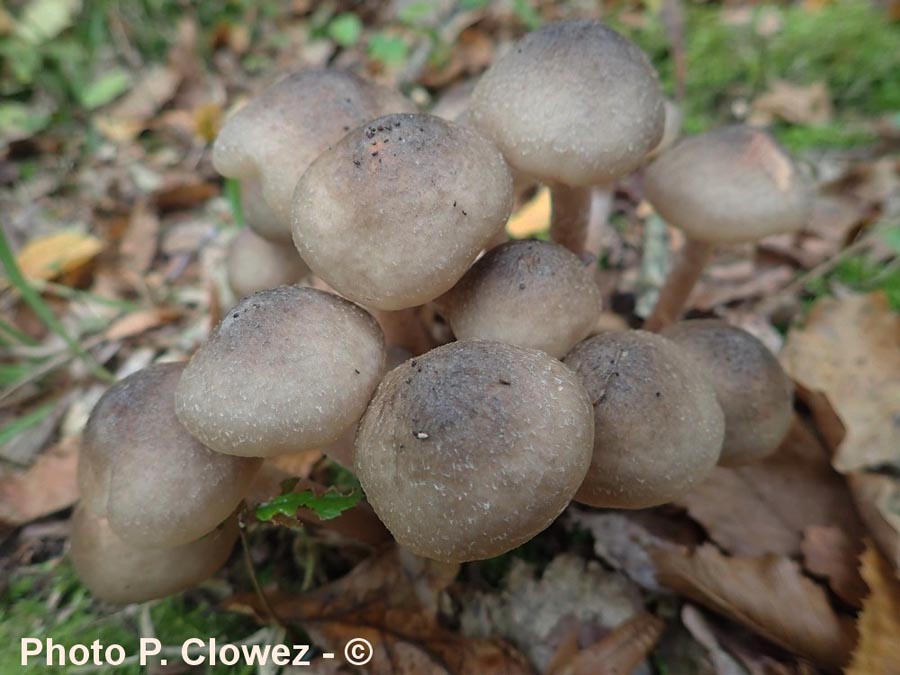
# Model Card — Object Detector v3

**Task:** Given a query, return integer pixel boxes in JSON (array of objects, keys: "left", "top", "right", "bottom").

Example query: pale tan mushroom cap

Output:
[
  {"left": 662, "top": 320, "right": 793, "bottom": 465},
  {"left": 469, "top": 20, "right": 664, "bottom": 187},
  {"left": 564, "top": 330, "right": 724, "bottom": 508},
  {"left": 175, "top": 287, "right": 385, "bottom": 457},
  {"left": 643, "top": 126, "right": 812, "bottom": 243},
  {"left": 240, "top": 176, "right": 283, "bottom": 242},
  {"left": 356, "top": 340, "right": 594, "bottom": 563},
  {"left": 292, "top": 113, "right": 513, "bottom": 311},
  {"left": 71, "top": 506, "right": 238, "bottom": 604},
  {"left": 213, "top": 69, "right": 414, "bottom": 240},
  {"left": 80, "top": 363, "right": 260, "bottom": 547},
  {"left": 441, "top": 240, "right": 601, "bottom": 358},
  {"left": 226, "top": 228, "right": 310, "bottom": 299}
]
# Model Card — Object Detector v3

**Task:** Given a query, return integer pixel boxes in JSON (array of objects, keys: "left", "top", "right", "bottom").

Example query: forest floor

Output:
[{"left": 1, "top": 1, "right": 899, "bottom": 673}]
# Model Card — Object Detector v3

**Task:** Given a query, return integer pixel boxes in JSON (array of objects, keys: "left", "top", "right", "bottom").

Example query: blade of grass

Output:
[
  {"left": 0, "top": 317, "right": 37, "bottom": 345},
  {"left": 224, "top": 178, "right": 245, "bottom": 228},
  {"left": 0, "top": 400, "right": 56, "bottom": 446},
  {"left": 0, "top": 229, "right": 113, "bottom": 382}
]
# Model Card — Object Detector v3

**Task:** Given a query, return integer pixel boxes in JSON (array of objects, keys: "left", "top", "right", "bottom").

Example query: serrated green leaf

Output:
[
  {"left": 79, "top": 69, "right": 132, "bottom": 110},
  {"left": 255, "top": 489, "right": 361, "bottom": 522},
  {"left": 327, "top": 12, "right": 362, "bottom": 48},
  {"left": 368, "top": 33, "right": 409, "bottom": 66}
]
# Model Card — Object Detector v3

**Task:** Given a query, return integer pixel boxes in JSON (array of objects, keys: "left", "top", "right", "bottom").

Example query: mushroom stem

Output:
[
  {"left": 584, "top": 187, "right": 613, "bottom": 259},
  {"left": 644, "top": 238, "right": 713, "bottom": 332},
  {"left": 373, "top": 307, "right": 434, "bottom": 356},
  {"left": 550, "top": 183, "right": 592, "bottom": 253}
]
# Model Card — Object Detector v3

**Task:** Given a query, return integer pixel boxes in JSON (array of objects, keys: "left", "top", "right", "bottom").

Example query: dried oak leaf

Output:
[
  {"left": 677, "top": 417, "right": 863, "bottom": 558},
  {"left": 652, "top": 544, "right": 856, "bottom": 669},
  {"left": 781, "top": 292, "right": 900, "bottom": 473},
  {"left": 801, "top": 526, "right": 867, "bottom": 608},
  {"left": 15, "top": 231, "right": 103, "bottom": 282},
  {"left": 846, "top": 543, "right": 900, "bottom": 675},
  {"left": 848, "top": 472, "right": 900, "bottom": 572},
  {"left": 0, "top": 435, "right": 80, "bottom": 526},
  {"left": 230, "top": 546, "right": 531, "bottom": 675}
]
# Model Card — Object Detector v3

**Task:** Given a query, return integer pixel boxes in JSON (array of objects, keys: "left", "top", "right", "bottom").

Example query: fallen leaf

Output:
[
  {"left": 119, "top": 200, "right": 160, "bottom": 274},
  {"left": 801, "top": 525, "right": 867, "bottom": 607},
  {"left": 680, "top": 605, "right": 747, "bottom": 675},
  {"left": 104, "top": 308, "right": 181, "bottom": 341},
  {"left": 15, "top": 231, "right": 103, "bottom": 282},
  {"left": 95, "top": 65, "right": 181, "bottom": 141},
  {"left": 846, "top": 543, "right": 900, "bottom": 675},
  {"left": 781, "top": 292, "right": 900, "bottom": 472},
  {"left": 692, "top": 264, "right": 794, "bottom": 310},
  {"left": 0, "top": 435, "right": 80, "bottom": 526},
  {"left": 653, "top": 544, "right": 855, "bottom": 669},
  {"left": 677, "top": 417, "right": 863, "bottom": 558},
  {"left": 848, "top": 472, "right": 900, "bottom": 571},
  {"left": 154, "top": 179, "right": 218, "bottom": 211},
  {"left": 751, "top": 80, "right": 832, "bottom": 126},
  {"left": 460, "top": 554, "right": 642, "bottom": 671},
  {"left": 552, "top": 612, "right": 665, "bottom": 675},
  {"left": 507, "top": 187, "right": 550, "bottom": 238},
  {"left": 230, "top": 546, "right": 529, "bottom": 674}
]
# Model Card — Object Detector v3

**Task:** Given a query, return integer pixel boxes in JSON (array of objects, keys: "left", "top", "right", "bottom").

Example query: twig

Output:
[{"left": 238, "top": 503, "right": 283, "bottom": 629}]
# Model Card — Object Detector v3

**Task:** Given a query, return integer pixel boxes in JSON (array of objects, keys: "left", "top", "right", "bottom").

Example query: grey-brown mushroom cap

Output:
[
  {"left": 355, "top": 340, "right": 594, "bottom": 563},
  {"left": 80, "top": 362, "right": 262, "bottom": 547},
  {"left": 440, "top": 240, "right": 601, "bottom": 358},
  {"left": 468, "top": 20, "right": 664, "bottom": 187},
  {"left": 70, "top": 506, "right": 238, "bottom": 604},
  {"left": 212, "top": 69, "right": 414, "bottom": 239},
  {"left": 175, "top": 286, "right": 386, "bottom": 458},
  {"left": 564, "top": 330, "right": 724, "bottom": 508},
  {"left": 662, "top": 320, "right": 794, "bottom": 466},
  {"left": 292, "top": 113, "right": 514, "bottom": 311},
  {"left": 240, "top": 176, "right": 283, "bottom": 242},
  {"left": 643, "top": 126, "right": 813, "bottom": 243},
  {"left": 226, "top": 228, "right": 310, "bottom": 300}
]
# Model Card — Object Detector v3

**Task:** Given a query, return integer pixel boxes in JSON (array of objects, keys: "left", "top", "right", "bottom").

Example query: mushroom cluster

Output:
[{"left": 74, "top": 19, "right": 807, "bottom": 598}]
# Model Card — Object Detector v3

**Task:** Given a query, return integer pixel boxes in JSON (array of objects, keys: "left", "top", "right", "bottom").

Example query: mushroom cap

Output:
[
  {"left": 564, "top": 330, "right": 724, "bottom": 508},
  {"left": 662, "top": 319, "right": 794, "bottom": 465},
  {"left": 80, "top": 362, "right": 261, "bottom": 547},
  {"left": 226, "top": 228, "right": 310, "bottom": 299},
  {"left": 175, "top": 287, "right": 385, "bottom": 457},
  {"left": 468, "top": 20, "right": 664, "bottom": 187},
  {"left": 240, "top": 176, "right": 283, "bottom": 242},
  {"left": 355, "top": 340, "right": 594, "bottom": 563},
  {"left": 70, "top": 506, "right": 238, "bottom": 604},
  {"left": 643, "top": 125, "right": 812, "bottom": 243},
  {"left": 645, "top": 98, "right": 683, "bottom": 161},
  {"left": 213, "top": 69, "right": 414, "bottom": 240},
  {"left": 440, "top": 240, "right": 601, "bottom": 357},
  {"left": 292, "top": 113, "right": 513, "bottom": 310}
]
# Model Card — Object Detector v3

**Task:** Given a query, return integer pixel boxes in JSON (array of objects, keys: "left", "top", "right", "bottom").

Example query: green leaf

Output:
[
  {"left": 368, "top": 33, "right": 409, "bottom": 66},
  {"left": 512, "top": 0, "right": 542, "bottom": 30},
  {"left": 398, "top": 1, "right": 435, "bottom": 26},
  {"left": 0, "top": 103, "right": 51, "bottom": 142},
  {"left": 460, "top": 0, "right": 491, "bottom": 9},
  {"left": 327, "top": 12, "right": 363, "bottom": 48},
  {"left": 15, "top": 0, "right": 81, "bottom": 44},
  {"left": 255, "top": 489, "right": 361, "bottom": 522},
  {"left": 227, "top": 178, "right": 245, "bottom": 228},
  {"left": 79, "top": 69, "right": 132, "bottom": 110}
]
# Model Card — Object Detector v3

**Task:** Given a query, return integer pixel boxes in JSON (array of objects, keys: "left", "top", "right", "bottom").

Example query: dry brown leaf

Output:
[
  {"left": 229, "top": 546, "right": 530, "bottom": 675},
  {"left": 782, "top": 293, "right": 900, "bottom": 473},
  {"left": 15, "top": 231, "right": 103, "bottom": 282},
  {"left": 677, "top": 417, "right": 863, "bottom": 558},
  {"left": 155, "top": 179, "right": 218, "bottom": 211},
  {"left": 553, "top": 612, "right": 665, "bottom": 675},
  {"left": 652, "top": 544, "right": 855, "bottom": 669},
  {"left": 0, "top": 435, "right": 80, "bottom": 526},
  {"left": 95, "top": 65, "right": 181, "bottom": 141},
  {"left": 848, "top": 473, "right": 900, "bottom": 572},
  {"left": 119, "top": 200, "right": 160, "bottom": 274},
  {"left": 507, "top": 187, "right": 550, "bottom": 238},
  {"left": 801, "top": 525, "right": 867, "bottom": 608},
  {"left": 846, "top": 543, "right": 900, "bottom": 675},
  {"left": 751, "top": 80, "right": 832, "bottom": 126},
  {"left": 104, "top": 308, "right": 181, "bottom": 341}
]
